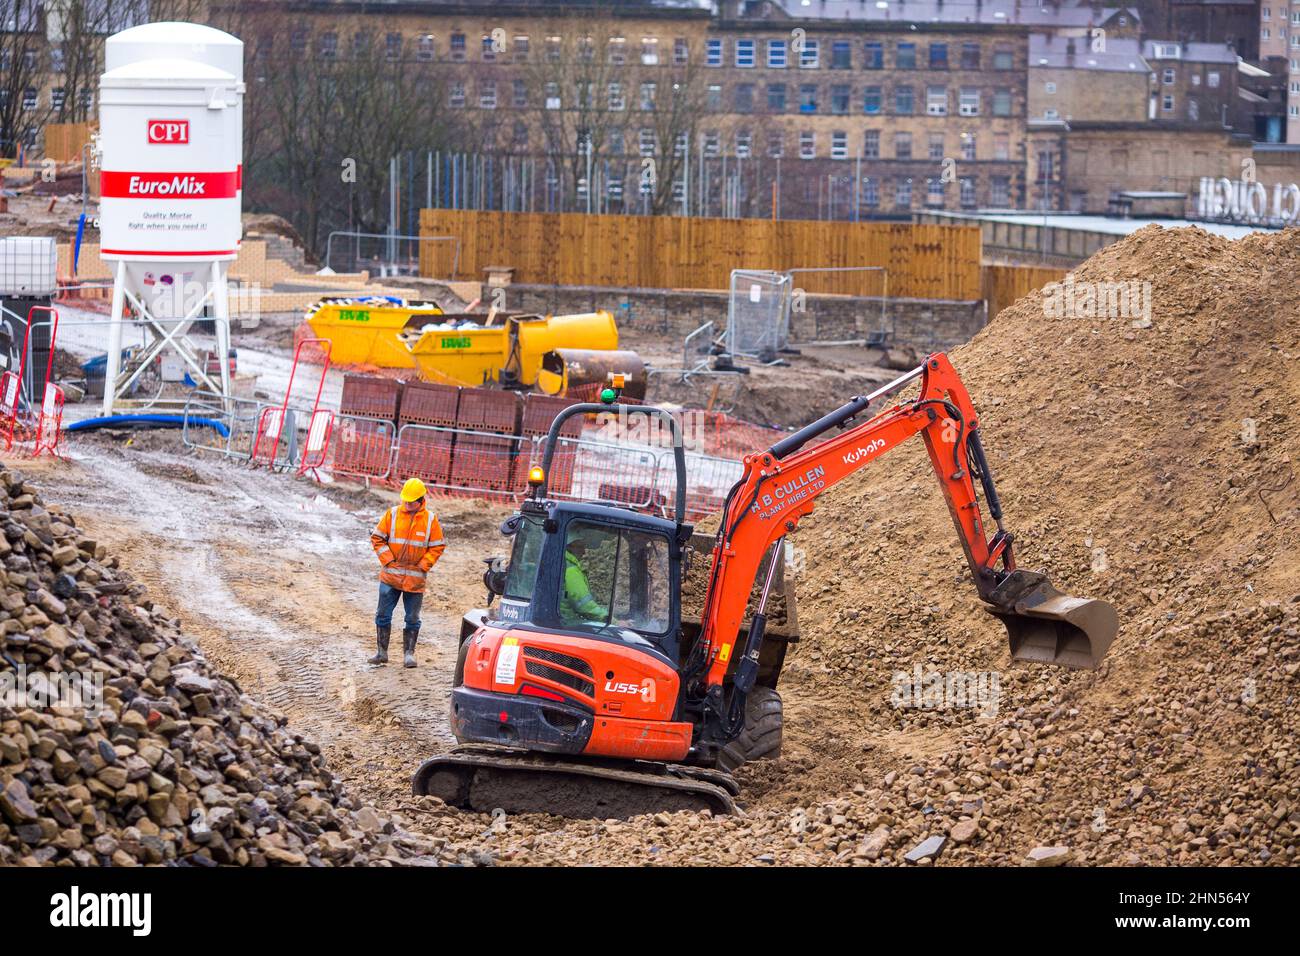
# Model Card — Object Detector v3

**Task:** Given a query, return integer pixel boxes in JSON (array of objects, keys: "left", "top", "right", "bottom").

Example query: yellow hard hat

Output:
[{"left": 400, "top": 477, "right": 427, "bottom": 502}]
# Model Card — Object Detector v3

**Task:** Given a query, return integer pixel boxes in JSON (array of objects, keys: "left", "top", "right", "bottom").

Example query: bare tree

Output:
[{"left": 0, "top": 0, "right": 51, "bottom": 158}]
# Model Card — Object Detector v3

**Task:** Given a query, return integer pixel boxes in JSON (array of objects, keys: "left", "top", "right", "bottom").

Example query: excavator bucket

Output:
[{"left": 985, "top": 571, "right": 1118, "bottom": 670}]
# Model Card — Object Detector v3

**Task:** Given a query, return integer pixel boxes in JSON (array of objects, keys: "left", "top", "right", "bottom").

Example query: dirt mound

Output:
[
  {"left": 0, "top": 463, "right": 449, "bottom": 866},
  {"left": 770, "top": 225, "right": 1300, "bottom": 864}
]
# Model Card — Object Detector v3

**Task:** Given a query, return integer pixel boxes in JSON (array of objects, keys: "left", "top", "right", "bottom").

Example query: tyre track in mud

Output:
[{"left": 33, "top": 439, "right": 498, "bottom": 802}]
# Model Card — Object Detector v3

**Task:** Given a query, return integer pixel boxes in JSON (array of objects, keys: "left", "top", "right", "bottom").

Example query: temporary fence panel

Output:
[
  {"left": 32, "top": 383, "right": 64, "bottom": 457},
  {"left": 298, "top": 409, "right": 335, "bottom": 478},
  {"left": 0, "top": 372, "right": 19, "bottom": 451},
  {"left": 726, "top": 270, "right": 791, "bottom": 361},
  {"left": 0, "top": 305, "right": 60, "bottom": 456},
  {"left": 330, "top": 415, "right": 396, "bottom": 482},
  {"left": 394, "top": 422, "right": 456, "bottom": 485},
  {"left": 785, "top": 266, "right": 890, "bottom": 344},
  {"left": 181, "top": 391, "right": 263, "bottom": 462},
  {"left": 419, "top": 209, "right": 983, "bottom": 301}
]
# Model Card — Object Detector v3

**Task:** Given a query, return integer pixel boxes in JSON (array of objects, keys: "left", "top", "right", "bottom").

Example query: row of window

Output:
[
  {"left": 0, "top": 88, "right": 90, "bottom": 111},
  {"left": 496, "top": 125, "right": 1013, "bottom": 164},
  {"left": 582, "top": 174, "right": 1009, "bottom": 209},
  {"left": 287, "top": 29, "right": 695, "bottom": 65},
  {"left": 447, "top": 80, "right": 1017, "bottom": 117},
  {"left": 706, "top": 38, "right": 1014, "bottom": 72},
  {"left": 1259, "top": 28, "right": 1300, "bottom": 46}
]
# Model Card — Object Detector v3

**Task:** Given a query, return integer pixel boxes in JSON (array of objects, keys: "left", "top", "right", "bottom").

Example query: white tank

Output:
[{"left": 98, "top": 22, "right": 244, "bottom": 277}]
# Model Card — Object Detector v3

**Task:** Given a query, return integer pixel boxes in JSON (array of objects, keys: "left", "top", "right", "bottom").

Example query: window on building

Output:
[
  {"left": 831, "top": 40, "right": 851, "bottom": 69},
  {"left": 639, "top": 129, "right": 657, "bottom": 156},
  {"left": 896, "top": 177, "right": 913, "bottom": 207},
  {"left": 386, "top": 33, "right": 402, "bottom": 60},
  {"left": 961, "top": 43, "right": 980, "bottom": 70},
  {"left": 320, "top": 32, "right": 338, "bottom": 59},
  {"left": 768, "top": 130, "right": 784, "bottom": 157},
  {"left": 50, "top": 44, "right": 64, "bottom": 73},
  {"left": 607, "top": 83, "right": 625, "bottom": 110},
  {"left": 707, "top": 84, "right": 722, "bottom": 110},
  {"left": 450, "top": 32, "right": 465, "bottom": 61},
  {"left": 480, "top": 81, "right": 497, "bottom": 109},
  {"left": 737, "top": 130, "right": 752, "bottom": 158},
  {"left": 514, "top": 79, "right": 528, "bottom": 108},
  {"left": 992, "top": 87, "right": 1012, "bottom": 116},
  {"left": 449, "top": 83, "right": 465, "bottom": 108},
  {"left": 1162, "top": 68, "right": 1176, "bottom": 84},
  {"left": 926, "top": 86, "right": 948, "bottom": 114},
  {"left": 799, "top": 84, "right": 818, "bottom": 112},
  {"left": 863, "top": 177, "right": 879, "bottom": 207},
  {"left": 768, "top": 83, "right": 787, "bottom": 111},
  {"left": 1162, "top": 93, "right": 1175, "bottom": 111},
  {"left": 1208, "top": 71, "right": 1221, "bottom": 88},
  {"left": 674, "top": 37, "right": 689, "bottom": 64},
  {"left": 863, "top": 85, "right": 882, "bottom": 114},
  {"left": 290, "top": 29, "right": 307, "bottom": 53},
  {"left": 735, "top": 83, "right": 755, "bottom": 112},
  {"left": 675, "top": 132, "right": 689, "bottom": 156},
  {"left": 895, "top": 85, "right": 915, "bottom": 114},
  {"left": 417, "top": 34, "right": 435, "bottom": 60},
  {"left": 78, "top": 88, "right": 93, "bottom": 110},
  {"left": 928, "top": 132, "right": 944, "bottom": 161},
  {"left": 640, "top": 83, "right": 656, "bottom": 110},
  {"left": 768, "top": 38, "right": 787, "bottom": 68},
  {"left": 831, "top": 130, "right": 848, "bottom": 159},
  {"left": 894, "top": 131, "right": 912, "bottom": 159},
  {"left": 930, "top": 43, "right": 948, "bottom": 69},
  {"left": 736, "top": 38, "right": 756, "bottom": 67},
  {"left": 641, "top": 37, "right": 658, "bottom": 64},
  {"left": 960, "top": 177, "right": 976, "bottom": 208},
  {"left": 1044, "top": 107, "right": 1059, "bottom": 120},
  {"left": 706, "top": 38, "right": 722, "bottom": 66},
  {"left": 545, "top": 83, "right": 561, "bottom": 110},
  {"left": 577, "top": 82, "right": 593, "bottom": 109},
  {"left": 51, "top": 88, "right": 65, "bottom": 111},
  {"left": 799, "top": 131, "right": 816, "bottom": 158},
  {"left": 1191, "top": 73, "right": 1201, "bottom": 87},
  {"left": 800, "top": 39, "right": 819, "bottom": 68},
  {"left": 864, "top": 41, "right": 883, "bottom": 69},
  {"left": 1188, "top": 98, "right": 1199, "bottom": 120},
  {"left": 482, "top": 34, "right": 496, "bottom": 61},
  {"left": 831, "top": 84, "right": 850, "bottom": 113},
  {"left": 993, "top": 47, "right": 1013, "bottom": 70},
  {"left": 961, "top": 132, "right": 977, "bottom": 161},
  {"left": 994, "top": 133, "right": 1009, "bottom": 160},
  {"left": 926, "top": 178, "right": 945, "bottom": 206},
  {"left": 959, "top": 87, "right": 980, "bottom": 115},
  {"left": 512, "top": 122, "right": 528, "bottom": 147},
  {"left": 608, "top": 37, "right": 626, "bottom": 64},
  {"left": 897, "top": 42, "right": 916, "bottom": 69},
  {"left": 990, "top": 176, "right": 1010, "bottom": 205},
  {"left": 547, "top": 36, "right": 563, "bottom": 63},
  {"left": 863, "top": 130, "right": 880, "bottom": 158},
  {"left": 515, "top": 35, "right": 530, "bottom": 60},
  {"left": 705, "top": 131, "right": 721, "bottom": 156},
  {"left": 1045, "top": 81, "right": 1057, "bottom": 94}
]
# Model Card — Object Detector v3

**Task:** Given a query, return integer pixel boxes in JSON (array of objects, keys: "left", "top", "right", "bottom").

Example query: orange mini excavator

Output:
[{"left": 413, "top": 353, "right": 1118, "bottom": 815}]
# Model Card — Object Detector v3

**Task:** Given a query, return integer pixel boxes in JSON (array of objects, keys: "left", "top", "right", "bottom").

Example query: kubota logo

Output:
[
  {"left": 127, "top": 175, "right": 207, "bottom": 196},
  {"left": 605, "top": 678, "right": 656, "bottom": 703},
  {"left": 147, "top": 119, "right": 189, "bottom": 144}
]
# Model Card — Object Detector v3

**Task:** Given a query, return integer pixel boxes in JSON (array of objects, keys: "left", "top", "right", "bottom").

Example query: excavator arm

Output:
[{"left": 693, "top": 353, "right": 1116, "bottom": 742}]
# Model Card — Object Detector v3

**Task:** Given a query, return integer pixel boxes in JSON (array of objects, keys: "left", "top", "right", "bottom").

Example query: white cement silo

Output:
[{"left": 98, "top": 22, "right": 245, "bottom": 413}]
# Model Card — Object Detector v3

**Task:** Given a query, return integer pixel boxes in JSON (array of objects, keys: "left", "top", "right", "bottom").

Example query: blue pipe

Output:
[{"left": 64, "top": 414, "right": 230, "bottom": 437}]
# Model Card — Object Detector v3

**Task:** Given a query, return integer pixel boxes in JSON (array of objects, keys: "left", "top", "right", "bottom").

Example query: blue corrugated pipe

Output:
[{"left": 64, "top": 414, "right": 229, "bottom": 437}]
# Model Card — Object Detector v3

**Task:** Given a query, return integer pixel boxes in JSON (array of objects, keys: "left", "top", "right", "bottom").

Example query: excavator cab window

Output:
[
  {"left": 559, "top": 520, "right": 671, "bottom": 640},
  {"left": 503, "top": 516, "right": 546, "bottom": 602}
]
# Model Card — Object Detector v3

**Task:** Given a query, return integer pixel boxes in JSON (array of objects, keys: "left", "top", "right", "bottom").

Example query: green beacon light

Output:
[{"left": 600, "top": 387, "right": 618, "bottom": 405}]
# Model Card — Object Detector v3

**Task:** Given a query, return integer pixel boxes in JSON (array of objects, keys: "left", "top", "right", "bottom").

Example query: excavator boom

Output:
[{"left": 695, "top": 353, "right": 1116, "bottom": 732}]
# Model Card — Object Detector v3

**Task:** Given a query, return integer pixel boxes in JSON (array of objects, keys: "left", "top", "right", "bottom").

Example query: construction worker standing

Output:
[{"left": 370, "top": 478, "right": 446, "bottom": 667}]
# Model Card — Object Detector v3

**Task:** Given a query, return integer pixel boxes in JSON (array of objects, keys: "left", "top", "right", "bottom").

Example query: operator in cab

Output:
[{"left": 560, "top": 526, "right": 609, "bottom": 623}]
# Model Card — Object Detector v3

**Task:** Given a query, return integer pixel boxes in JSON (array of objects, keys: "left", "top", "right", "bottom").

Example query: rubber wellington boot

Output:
[
  {"left": 402, "top": 628, "right": 418, "bottom": 668},
  {"left": 369, "top": 626, "right": 390, "bottom": 665}
]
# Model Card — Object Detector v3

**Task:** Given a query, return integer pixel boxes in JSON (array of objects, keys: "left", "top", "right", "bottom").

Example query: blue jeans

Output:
[{"left": 375, "top": 582, "right": 423, "bottom": 633}]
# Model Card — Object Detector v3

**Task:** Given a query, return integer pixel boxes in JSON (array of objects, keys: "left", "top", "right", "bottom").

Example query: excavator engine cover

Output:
[{"left": 985, "top": 570, "right": 1117, "bottom": 670}]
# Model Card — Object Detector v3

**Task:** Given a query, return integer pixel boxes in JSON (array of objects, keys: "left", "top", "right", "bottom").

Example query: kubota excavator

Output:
[{"left": 413, "top": 353, "right": 1118, "bottom": 816}]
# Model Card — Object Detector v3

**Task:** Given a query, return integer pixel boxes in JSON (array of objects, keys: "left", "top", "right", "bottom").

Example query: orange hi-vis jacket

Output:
[{"left": 371, "top": 503, "right": 446, "bottom": 593}]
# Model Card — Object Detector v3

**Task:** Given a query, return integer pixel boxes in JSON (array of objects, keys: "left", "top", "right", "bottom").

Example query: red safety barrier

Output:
[
  {"left": 331, "top": 416, "right": 396, "bottom": 481},
  {"left": 449, "top": 432, "right": 522, "bottom": 492},
  {"left": 393, "top": 423, "right": 455, "bottom": 485},
  {"left": 298, "top": 408, "right": 335, "bottom": 478},
  {"left": 2, "top": 306, "right": 62, "bottom": 457},
  {"left": 252, "top": 336, "right": 332, "bottom": 467}
]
